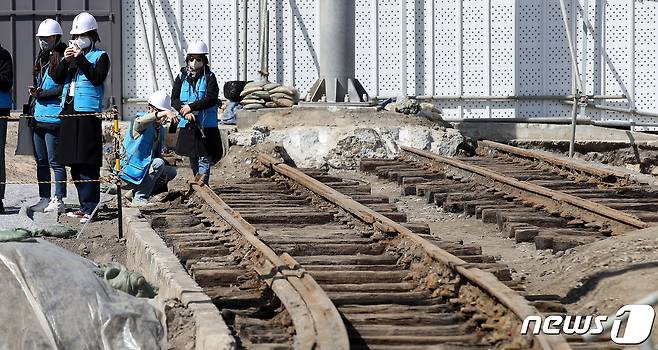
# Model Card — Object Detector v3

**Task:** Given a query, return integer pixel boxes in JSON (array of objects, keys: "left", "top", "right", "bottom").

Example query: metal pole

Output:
[
  {"left": 400, "top": 0, "right": 407, "bottom": 97},
  {"left": 258, "top": 0, "right": 269, "bottom": 81},
  {"left": 112, "top": 101, "right": 124, "bottom": 240},
  {"left": 557, "top": 0, "right": 584, "bottom": 157},
  {"left": 241, "top": 0, "right": 248, "bottom": 80},
  {"left": 137, "top": 0, "right": 159, "bottom": 91},
  {"left": 144, "top": 0, "right": 174, "bottom": 85}
]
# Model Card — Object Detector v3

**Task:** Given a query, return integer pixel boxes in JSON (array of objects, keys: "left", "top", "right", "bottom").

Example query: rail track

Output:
[
  {"left": 350, "top": 142, "right": 658, "bottom": 253},
  {"left": 135, "top": 146, "right": 644, "bottom": 349}
]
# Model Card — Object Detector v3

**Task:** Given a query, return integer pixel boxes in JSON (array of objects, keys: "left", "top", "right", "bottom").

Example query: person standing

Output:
[
  {"left": 119, "top": 90, "right": 178, "bottom": 206},
  {"left": 28, "top": 19, "right": 68, "bottom": 214},
  {"left": 51, "top": 12, "right": 109, "bottom": 224},
  {"left": 171, "top": 40, "right": 222, "bottom": 185},
  {"left": 0, "top": 43, "right": 13, "bottom": 214}
]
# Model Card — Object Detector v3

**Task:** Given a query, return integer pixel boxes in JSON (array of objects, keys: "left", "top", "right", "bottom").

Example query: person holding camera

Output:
[
  {"left": 171, "top": 40, "right": 222, "bottom": 185},
  {"left": 28, "top": 19, "right": 68, "bottom": 214},
  {"left": 0, "top": 43, "right": 12, "bottom": 214},
  {"left": 51, "top": 12, "right": 109, "bottom": 224},
  {"left": 119, "top": 91, "right": 178, "bottom": 207}
]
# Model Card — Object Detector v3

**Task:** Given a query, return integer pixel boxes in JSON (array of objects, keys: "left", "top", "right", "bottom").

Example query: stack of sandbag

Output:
[{"left": 240, "top": 80, "right": 300, "bottom": 110}]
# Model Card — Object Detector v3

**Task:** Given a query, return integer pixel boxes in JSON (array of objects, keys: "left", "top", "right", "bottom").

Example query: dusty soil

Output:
[
  {"left": 334, "top": 170, "right": 658, "bottom": 329},
  {"left": 165, "top": 299, "right": 196, "bottom": 350},
  {"left": 41, "top": 205, "right": 127, "bottom": 266}
]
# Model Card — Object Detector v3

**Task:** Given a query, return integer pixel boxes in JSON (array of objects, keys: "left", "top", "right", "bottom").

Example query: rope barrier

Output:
[
  {"left": 0, "top": 176, "right": 115, "bottom": 186},
  {"left": 0, "top": 111, "right": 116, "bottom": 120}
]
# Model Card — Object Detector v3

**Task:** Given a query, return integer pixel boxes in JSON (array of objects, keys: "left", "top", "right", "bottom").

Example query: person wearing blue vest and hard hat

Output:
[
  {"left": 51, "top": 12, "right": 110, "bottom": 224},
  {"left": 0, "top": 43, "right": 12, "bottom": 214},
  {"left": 28, "top": 19, "right": 68, "bottom": 214},
  {"left": 171, "top": 40, "right": 223, "bottom": 185},
  {"left": 119, "top": 91, "right": 178, "bottom": 207}
]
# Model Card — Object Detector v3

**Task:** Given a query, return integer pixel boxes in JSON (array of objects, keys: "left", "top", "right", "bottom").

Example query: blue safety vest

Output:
[
  {"left": 0, "top": 90, "right": 12, "bottom": 109},
  {"left": 61, "top": 48, "right": 105, "bottom": 112},
  {"left": 178, "top": 71, "right": 218, "bottom": 129},
  {"left": 119, "top": 113, "right": 165, "bottom": 185},
  {"left": 34, "top": 59, "right": 63, "bottom": 123}
]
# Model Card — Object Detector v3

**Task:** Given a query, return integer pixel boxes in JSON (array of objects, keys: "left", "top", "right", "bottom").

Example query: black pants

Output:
[{"left": 71, "top": 164, "right": 100, "bottom": 214}]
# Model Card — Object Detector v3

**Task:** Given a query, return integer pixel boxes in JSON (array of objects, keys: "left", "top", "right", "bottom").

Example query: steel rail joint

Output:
[{"left": 257, "top": 153, "right": 571, "bottom": 350}]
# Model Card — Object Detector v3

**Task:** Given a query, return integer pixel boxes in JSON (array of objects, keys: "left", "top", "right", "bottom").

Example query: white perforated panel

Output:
[
  {"left": 355, "top": 0, "right": 377, "bottom": 95},
  {"left": 119, "top": 0, "right": 657, "bottom": 125},
  {"left": 377, "top": 0, "right": 402, "bottom": 97}
]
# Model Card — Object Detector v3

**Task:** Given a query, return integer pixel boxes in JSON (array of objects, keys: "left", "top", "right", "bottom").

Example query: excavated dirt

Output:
[
  {"left": 165, "top": 299, "right": 196, "bottom": 350},
  {"left": 333, "top": 169, "right": 658, "bottom": 336},
  {"left": 513, "top": 140, "right": 658, "bottom": 175}
]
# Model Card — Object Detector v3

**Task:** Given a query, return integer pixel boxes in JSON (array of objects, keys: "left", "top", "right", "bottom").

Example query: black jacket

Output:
[
  {"left": 52, "top": 48, "right": 110, "bottom": 166},
  {"left": 171, "top": 66, "right": 220, "bottom": 112}
]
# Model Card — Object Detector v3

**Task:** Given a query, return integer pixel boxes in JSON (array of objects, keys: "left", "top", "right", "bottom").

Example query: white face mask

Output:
[
  {"left": 188, "top": 59, "right": 204, "bottom": 70},
  {"left": 76, "top": 36, "right": 92, "bottom": 50},
  {"left": 39, "top": 38, "right": 55, "bottom": 51}
]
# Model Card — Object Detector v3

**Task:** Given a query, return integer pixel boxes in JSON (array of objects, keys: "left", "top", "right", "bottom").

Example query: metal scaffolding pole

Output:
[
  {"left": 136, "top": 0, "right": 158, "bottom": 91},
  {"left": 241, "top": 0, "right": 248, "bottom": 80},
  {"left": 558, "top": 0, "right": 585, "bottom": 158},
  {"left": 144, "top": 0, "right": 174, "bottom": 86}
]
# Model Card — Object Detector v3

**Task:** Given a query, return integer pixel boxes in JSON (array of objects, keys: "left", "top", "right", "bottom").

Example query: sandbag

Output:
[
  {"left": 271, "top": 92, "right": 294, "bottom": 100},
  {"left": 243, "top": 103, "right": 264, "bottom": 110},
  {"left": 98, "top": 263, "right": 158, "bottom": 298},
  {"left": 251, "top": 91, "right": 272, "bottom": 100},
  {"left": 265, "top": 101, "right": 278, "bottom": 108},
  {"left": 263, "top": 83, "right": 280, "bottom": 91},
  {"left": 0, "top": 239, "right": 165, "bottom": 349},
  {"left": 241, "top": 98, "right": 266, "bottom": 105},
  {"left": 275, "top": 98, "right": 294, "bottom": 107},
  {"left": 240, "top": 87, "right": 264, "bottom": 97},
  {"left": 270, "top": 86, "right": 297, "bottom": 96}
]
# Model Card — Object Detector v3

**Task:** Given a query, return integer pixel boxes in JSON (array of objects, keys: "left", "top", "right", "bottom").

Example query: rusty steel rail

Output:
[
  {"left": 401, "top": 146, "right": 649, "bottom": 235},
  {"left": 257, "top": 154, "right": 572, "bottom": 350},
  {"left": 479, "top": 140, "right": 633, "bottom": 183},
  {"left": 190, "top": 182, "right": 350, "bottom": 350}
]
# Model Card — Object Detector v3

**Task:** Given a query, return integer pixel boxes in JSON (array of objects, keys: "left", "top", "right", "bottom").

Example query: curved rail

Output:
[
  {"left": 191, "top": 182, "right": 350, "bottom": 350},
  {"left": 257, "top": 154, "right": 572, "bottom": 350},
  {"left": 401, "top": 145, "right": 649, "bottom": 234}
]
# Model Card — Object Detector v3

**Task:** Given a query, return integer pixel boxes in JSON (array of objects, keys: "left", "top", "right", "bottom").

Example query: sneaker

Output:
[
  {"left": 124, "top": 190, "right": 134, "bottom": 201},
  {"left": 80, "top": 214, "right": 93, "bottom": 224},
  {"left": 130, "top": 198, "right": 150, "bottom": 208},
  {"left": 29, "top": 197, "right": 50, "bottom": 212},
  {"left": 44, "top": 197, "right": 65, "bottom": 214},
  {"left": 67, "top": 210, "right": 86, "bottom": 218}
]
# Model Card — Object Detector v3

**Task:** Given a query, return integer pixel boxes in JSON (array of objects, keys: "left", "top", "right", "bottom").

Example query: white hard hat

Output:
[
  {"left": 36, "top": 19, "right": 63, "bottom": 37},
  {"left": 186, "top": 40, "right": 209, "bottom": 55},
  {"left": 70, "top": 12, "right": 98, "bottom": 35},
  {"left": 148, "top": 90, "right": 174, "bottom": 112}
]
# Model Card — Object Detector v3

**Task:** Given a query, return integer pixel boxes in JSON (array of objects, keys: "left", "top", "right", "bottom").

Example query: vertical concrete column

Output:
[{"left": 307, "top": 0, "right": 368, "bottom": 103}]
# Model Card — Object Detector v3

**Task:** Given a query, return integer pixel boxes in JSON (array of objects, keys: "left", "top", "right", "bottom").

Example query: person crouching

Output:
[{"left": 119, "top": 91, "right": 178, "bottom": 207}]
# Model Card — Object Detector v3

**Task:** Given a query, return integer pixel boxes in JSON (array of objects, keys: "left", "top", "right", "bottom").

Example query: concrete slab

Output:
[{"left": 123, "top": 208, "right": 235, "bottom": 350}]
